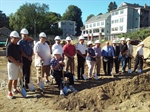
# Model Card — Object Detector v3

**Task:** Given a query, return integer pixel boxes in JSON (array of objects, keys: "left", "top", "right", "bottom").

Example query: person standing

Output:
[
  {"left": 133, "top": 42, "right": 144, "bottom": 73},
  {"left": 93, "top": 40, "right": 101, "bottom": 76},
  {"left": 118, "top": 37, "right": 128, "bottom": 73},
  {"left": 86, "top": 41, "right": 96, "bottom": 79},
  {"left": 52, "top": 36, "right": 64, "bottom": 58},
  {"left": 112, "top": 40, "right": 120, "bottom": 74},
  {"left": 76, "top": 36, "right": 87, "bottom": 80},
  {"left": 33, "top": 32, "right": 51, "bottom": 84},
  {"left": 18, "top": 28, "right": 33, "bottom": 89},
  {"left": 6, "top": 31, "right": 23, "bottom": 99},
  {"left": 63, "top": 36, "right": 76, "bottom": 74},
  {"left": 126, "top": 38, "right": 133, "bottom": 73},
  {"left": 101, "top": 42, "right": 114, "bottom": 76}
]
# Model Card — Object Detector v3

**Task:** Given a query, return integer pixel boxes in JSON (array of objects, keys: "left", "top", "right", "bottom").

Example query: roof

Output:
[{"left": 85, "top": 13, "right": 111, "bottom": 24}]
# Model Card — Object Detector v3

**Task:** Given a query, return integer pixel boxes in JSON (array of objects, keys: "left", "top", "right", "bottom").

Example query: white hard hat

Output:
[
  {"left": 79, "top": 36, "right": 84, "bottom": 40},
  {"left": 87, "top": 41, "right": 93, "bottom": 45},
  {"left": 66, "top": 36, "right": 71, "bottom": 41},
  {"left": 95, "top": 40, "right": 100, "bottom": 44},
  {"left": 10, "top": 31, "right": 20, "bottom": 38},
  {"left": 126, "top": 38, "right": 130, "bottom": 41},
  {"left": 138, "top": 42, "right": 144, "bottom": 46},
  {"left": 112, "top": 40, "right": 117, "bottom": 43},
  {"left": 53, "top": 49, "right": 61, "bottom": 55},
  {"left": 20, "top": 28, "right": 29, "bottom": 34},
  {"left": 39, "top": 32, "right": 47, "bottom": 38},
  {"left": 120, "top": 37, "right": 125, "bottom": 41},
  {"left": 55, "top": 36, "right": 61, "bottom": 40}
]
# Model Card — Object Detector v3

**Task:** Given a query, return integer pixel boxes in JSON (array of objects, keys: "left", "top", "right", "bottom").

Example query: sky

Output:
[{"left": 0, "top": 0, "right": 150, "bottom": 23}]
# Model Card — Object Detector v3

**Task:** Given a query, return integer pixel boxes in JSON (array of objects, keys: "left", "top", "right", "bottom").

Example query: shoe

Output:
[
  {"left": 60, "top": 89, "right": 64, "bottom": 96},
  {"left": 69, "top": 86, "right": 77, "bottom": 92},
  {"left": 13, "top": 89, "right": 19, "bottom": 94},
  {"left": 7, "top": 92, "right": 13, "bottom": 99}
]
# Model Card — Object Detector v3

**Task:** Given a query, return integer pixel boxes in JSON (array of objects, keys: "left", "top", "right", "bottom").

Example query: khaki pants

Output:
[
  {"left": 95, "top": 57, "right": 101, "bottom": 75},
  {"left": 65, "top": 57, "right": 74, "bottom": 74},
  {"left": 36, "top": 65, "right": 50, "bottom": 78}
]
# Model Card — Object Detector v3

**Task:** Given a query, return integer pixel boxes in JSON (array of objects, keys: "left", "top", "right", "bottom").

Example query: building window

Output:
[
  {"left": 111, "top": 28, "right": 114, "bottom": 31},
  {"left": 120, "top": 26, "right": 123, "bottom": 31},
  {"left": 115, "top": 27, "right": 118, "bottom": 31},
  {"left": 90, "top": 24, "right": 92, "bottom": 27},
  {"left": 93, "top": 23, "right": 96, "bottom": 27},
  {"left": 135, "top": 18, "right": 138, "bottom": 20},
  {"left": 115, "top": 19, "right": 118, "bottom": 23},
  {"left": 115, "top": 11, "right": 118, "bottom": 15},
  {"left": 112, "top": 20, "right": 114, "bottom": 24},
  {"left": 101, "top": 22, "right": 104, "bottom": 25},
  {"left": 97, "top": 22, "right": 100, "bottom": 26},
  {"left": 112, "top": 12, "right": 114, "bottom": 16},
  {"left": 62, "top": 22, "right": 66, "bottom": 25},
  {"left": 120, "top": 18, "right": 124, "bottom": 22},
  {"left": 86, "top": 25, "right": 88, "bottom": 28},
  {"left": 120, "top": 9, "right": 124, "bottom": 14}
]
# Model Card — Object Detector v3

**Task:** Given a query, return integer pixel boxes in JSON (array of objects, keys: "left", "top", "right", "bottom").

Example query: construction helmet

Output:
[
  {"left": 10, "top": 31, "right": 20, "bottom": 38},
  {"left": 39, "top": 32, "right": 47, "bottom": 38},
  {"left": 66, "top": 36, "right": 71, "bottom": 41},
  {"left": 79, "top": 36, "right": 84, "bottom": 40},
  {"left": 95, "top": 40, "right": 100, "bottom": 44},
  {"left": 20, "top": 28, "right": 29, "bottom": 34},
  {"left": 55, "top": 36, "right": 61, "bottom": 40},
  {"left": 87, "top": 41, "right": 93, "bottom": 45}
]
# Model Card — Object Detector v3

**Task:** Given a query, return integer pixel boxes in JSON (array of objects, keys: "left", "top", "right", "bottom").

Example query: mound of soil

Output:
[
  {"left": 143, "top": 36, "right": 150, "bottom": 48},
  {"left": 53, "top": 73, "right": 150, "bottom": 112}
]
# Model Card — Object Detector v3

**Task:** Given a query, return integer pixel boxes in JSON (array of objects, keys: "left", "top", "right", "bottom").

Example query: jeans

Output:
[{"left": 118, "top": 54, "right": 126, "bottom": 71}]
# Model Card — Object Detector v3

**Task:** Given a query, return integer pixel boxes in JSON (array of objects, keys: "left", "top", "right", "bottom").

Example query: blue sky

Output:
[{"left": 0, "top": 0, "right": 150, "bottom": 23}]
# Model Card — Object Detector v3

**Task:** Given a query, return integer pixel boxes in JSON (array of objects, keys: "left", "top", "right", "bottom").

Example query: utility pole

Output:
[{"left": 34, "top": 19, "right": 36, "bottom": 41}]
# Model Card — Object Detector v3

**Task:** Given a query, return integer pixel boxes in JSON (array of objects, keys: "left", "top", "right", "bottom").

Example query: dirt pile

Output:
[
  {"left": 53, "top": 73, "right": 150, "bottom": 111},
  {"left": 143, "top": 36, "right": 150, "bottom": 48}
]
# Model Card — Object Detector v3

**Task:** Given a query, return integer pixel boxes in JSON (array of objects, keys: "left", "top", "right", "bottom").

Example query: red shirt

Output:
[{"left": 63, "top": 44, "right": 76, "bottom": 56}]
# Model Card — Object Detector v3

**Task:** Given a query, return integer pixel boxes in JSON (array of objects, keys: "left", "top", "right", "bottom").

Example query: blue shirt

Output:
[
  {"left": 101, "top": 45, "right": 114, "bottom": 57},
  {"left": 18, "top": 39, "right": 33, "bottom": 56},
  {"left": 86, "top": 47, "right": 96, "bottom": 61},
  {"left": 50, "top": 57, "right": 63, "bottom": 70}
]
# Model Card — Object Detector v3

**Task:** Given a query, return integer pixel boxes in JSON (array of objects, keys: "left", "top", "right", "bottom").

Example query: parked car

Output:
[{"left": 130, "top": 40, "right": 141, "bottom": 45}]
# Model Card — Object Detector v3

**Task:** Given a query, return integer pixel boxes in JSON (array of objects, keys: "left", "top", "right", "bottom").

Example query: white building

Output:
[
  {"left": 57, "top": 20, "right": 76, "bottom": 37},
  {"left": 82, "top": 13, "right": 111, "bottom": 40},
  {"left": 111, "top": 2, "right": 150, "bottom": 38}
]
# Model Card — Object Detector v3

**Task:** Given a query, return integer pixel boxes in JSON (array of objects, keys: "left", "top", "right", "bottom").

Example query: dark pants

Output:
[
  {"left": 103, "top": 57, "right": 113, "bottom": 75},
  {"left": 53, "top": 70, "right": 74, "bottom": 90},
  {"left": 134, "top": 55, "right": 143, "bottom": 71},
  {"left": 113, "top": 57, "right": 119, "bottom": 73},
  {"left": 22, "top": 57, "right": 32, "bottom": 88},
  {"left": 126, "top": 57, "right": 132, "bottom": 69},
  {"left": 77, "top": 54, "right": 85, "bottom": 80}
]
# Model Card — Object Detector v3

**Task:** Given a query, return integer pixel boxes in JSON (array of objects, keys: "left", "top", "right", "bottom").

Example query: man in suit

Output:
[{"left": 112, "top": 40, "right": 120, "bottom": 74}]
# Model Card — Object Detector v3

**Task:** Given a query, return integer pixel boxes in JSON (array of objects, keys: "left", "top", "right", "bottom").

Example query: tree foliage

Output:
[
  {"left": 62, "top": 5, "right": 83, "bottom": 36},
  {"left": 86, "top": 14, "right": 94, "bottom": 21},
  {"left": 0, "top": 10, "right": 9, "bottom": 28},
  {"left": 98, "top": 13, "right": 103, "bottom": 15},
  {"left": 108, "top": 1, "right": 117, "bottom": 12},
  {"left": 9, "top": 3, "right": 62, "bottom": 38}
]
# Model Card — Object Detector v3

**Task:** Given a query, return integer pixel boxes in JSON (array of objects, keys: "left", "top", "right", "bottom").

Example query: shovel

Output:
[
  {"left": 28, "top": 82, "right": 34, "bottom": 91},
  {"left": 39, "top": 62, "right": 45, "bottom": 89},
  {"left": 19, "top": 68, "right": 27, "bottom": 98},
  {"left": 62, "top": 71, "right": 68, "bottom": 94},
  {"left": 138, "top": 69, "right": 142, "bottom": 73},
  {"left": 93, "top": 64, "right": 98, "bottom": 80}
]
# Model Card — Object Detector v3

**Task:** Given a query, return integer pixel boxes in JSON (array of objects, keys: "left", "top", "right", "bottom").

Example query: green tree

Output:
[
  {"left": 98, "top": 13, "right": 103, "bottom": 15},
  {"left": 62, "top": 5, "right": 83, "bottom": 36},
  {"left": 0, "top": 10, "right": 9, "bottom": 28},
  {"left": 86, "top": 14, "right": 94, "bottom": 21},
  {"left": 9, "top": 3, "right": 49, "bottom": 38},
  {"left": 108, "top": 1, "right": 117, "bottom": 12}
]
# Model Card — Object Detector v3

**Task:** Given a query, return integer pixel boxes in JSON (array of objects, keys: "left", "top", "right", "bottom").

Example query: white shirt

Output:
[
  {"left": 52, "top": 43, "right": 63, "bottom": 56},
  {"left": 137, "top": 46, "right": 143, "bottom": 55},
  {"left": 34, "top": 41, "right": 51, "bottom": 66},
  {"left": 76, "top": 42, "right": 87, "bottom": 54}
]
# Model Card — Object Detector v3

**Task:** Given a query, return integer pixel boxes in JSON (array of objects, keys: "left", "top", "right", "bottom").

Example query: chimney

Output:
[{"left": 144, "top": 4, "right": 147, "bottom": 8}]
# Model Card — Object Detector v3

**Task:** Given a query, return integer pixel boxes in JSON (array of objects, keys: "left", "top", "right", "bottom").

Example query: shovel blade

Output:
[
  {"left": 21, "top": 87, "right": 27, "bottom": 98},
  {"left": 138, "top": 69, "right": 142, "bottom": 73},
  {"left": 82, "top": 74, "right": 87, "bottom": 80},
  {"left": 39, "top": 81, "right": 45, "bottom": 89},
  {"left": 63, "top": 86, "right": 68, "bottom": 94},
  {"left": 28, "top": 83, "right": 35, "bottom": 91},
  {"left": 94, "top": 74, "right": 98, "bottom": 80}
]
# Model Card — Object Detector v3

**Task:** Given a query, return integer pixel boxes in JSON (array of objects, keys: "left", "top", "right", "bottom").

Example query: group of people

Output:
[{"left": 6, "top": 29, "right": 145, "bottom": 99}]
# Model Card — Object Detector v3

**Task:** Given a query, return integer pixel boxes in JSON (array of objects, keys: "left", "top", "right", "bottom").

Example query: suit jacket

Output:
[{"left": 112, "top": 45, "right": 120, "bottom": 57}]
